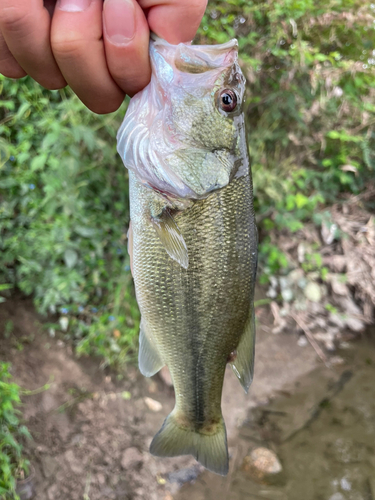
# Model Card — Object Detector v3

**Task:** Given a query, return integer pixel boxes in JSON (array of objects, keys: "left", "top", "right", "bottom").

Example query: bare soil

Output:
[{"left": 0, "top": 297, "right": 319, "bottom": 500}]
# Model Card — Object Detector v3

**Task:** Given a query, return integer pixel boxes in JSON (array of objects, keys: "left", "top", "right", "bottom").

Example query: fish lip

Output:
[{"left": 150, "top": 32, "right": 239, "bottom": 52}]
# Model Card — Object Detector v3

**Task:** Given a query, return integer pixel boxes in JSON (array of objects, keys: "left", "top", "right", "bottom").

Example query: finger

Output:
[
  {"left": 0, "top": 30, "right": 26, "bottom": 78},
  {"left": 102, "top": 0, "right": 150, "bottom": 96},
  {"left": 139, "top": 0, "right": 207, "bottom": 44},
  {"left": 0, "top": 0, "right": 66, "bottom": 89},
  {"left": 52, "top": 0, "right": 125, "bottom": 114}
]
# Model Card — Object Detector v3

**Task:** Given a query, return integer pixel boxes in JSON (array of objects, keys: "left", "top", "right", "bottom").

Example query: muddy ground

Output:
[{"left": 1, "top": 297, "right": 327, "bottom": 500}]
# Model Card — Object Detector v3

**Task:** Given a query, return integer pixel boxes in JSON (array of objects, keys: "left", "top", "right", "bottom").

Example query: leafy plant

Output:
[
  {"left": 0, "top": 80, "right": 139, "bottom": 367},
  {"left": 0, "top": 363, "right": 31, "bottom": 499}
]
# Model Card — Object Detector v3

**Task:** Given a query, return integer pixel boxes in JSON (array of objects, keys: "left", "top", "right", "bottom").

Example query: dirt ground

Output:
[{"left": 0, "top": 297, "right": 319, "bottom": 500}]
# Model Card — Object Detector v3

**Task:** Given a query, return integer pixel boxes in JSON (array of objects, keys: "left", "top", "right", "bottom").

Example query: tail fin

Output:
[{"left": 149, "top": 411, "right": 229, "bottom": 476}]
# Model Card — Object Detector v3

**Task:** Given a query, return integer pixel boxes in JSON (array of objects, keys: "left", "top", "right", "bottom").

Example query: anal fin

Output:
[
  {"left": 151, "top": 209, "right": 189, "bottom": 269},
  {"left": 139, "top": 321, "right": 165, "bottom": 377},
  {"left": 230, "top": 306, "right": 256, "bottom": 393}
]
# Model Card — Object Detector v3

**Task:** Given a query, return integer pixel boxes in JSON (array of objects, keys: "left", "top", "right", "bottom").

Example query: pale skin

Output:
[{"left": 0, "top": 0, "right": 207, "bottom": 113}]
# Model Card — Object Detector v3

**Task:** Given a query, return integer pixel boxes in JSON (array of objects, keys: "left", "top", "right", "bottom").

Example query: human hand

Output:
[{"left": 0, "top": 0, "right": 207, "bottom": 113}]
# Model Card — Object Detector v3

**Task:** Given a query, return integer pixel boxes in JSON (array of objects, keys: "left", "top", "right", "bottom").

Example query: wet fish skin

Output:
[{"left": 118, "top": 37, "right": 257, "bottom": 475}]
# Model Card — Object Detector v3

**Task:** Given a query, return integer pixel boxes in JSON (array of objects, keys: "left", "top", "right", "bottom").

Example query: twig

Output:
[{"left": 291, "top": 313, "right": 331, "bottom": 368}]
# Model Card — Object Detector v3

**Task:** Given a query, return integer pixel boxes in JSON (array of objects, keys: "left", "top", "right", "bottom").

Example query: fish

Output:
[{"left": 117, "top": 35, "right": 258, "bottom": 476}]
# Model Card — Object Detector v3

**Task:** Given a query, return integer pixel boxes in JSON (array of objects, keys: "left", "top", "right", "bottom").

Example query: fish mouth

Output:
[{"left": 150, "top": 34, "right": 239, "bottom": 75}]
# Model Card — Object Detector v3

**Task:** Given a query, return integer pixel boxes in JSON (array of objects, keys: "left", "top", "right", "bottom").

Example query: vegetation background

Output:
[{"left": 0, "top": 0, "right": 374, "bottom": 496}]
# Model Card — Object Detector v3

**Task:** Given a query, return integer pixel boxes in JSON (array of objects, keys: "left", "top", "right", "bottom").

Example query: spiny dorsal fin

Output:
[{"left": 151, "top": 209, "right": 189, "bottom": 269}]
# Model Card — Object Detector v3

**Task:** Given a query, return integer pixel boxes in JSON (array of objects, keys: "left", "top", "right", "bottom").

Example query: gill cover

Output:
[{"left": 117, "top": 36, "right": 248, "bottom": 200}]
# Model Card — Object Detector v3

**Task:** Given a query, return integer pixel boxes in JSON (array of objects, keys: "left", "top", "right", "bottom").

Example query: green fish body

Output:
[{"left": 117, "top": 36, "right": 257, "bottom": 475}]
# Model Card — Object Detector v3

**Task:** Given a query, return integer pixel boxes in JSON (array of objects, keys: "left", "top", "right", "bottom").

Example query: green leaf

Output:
[
  {"left": 64, "top": 249, "right": 78, "bottom": 269},
  {"left": 30, "top": 153, "right": 47, "bottom": 172}
]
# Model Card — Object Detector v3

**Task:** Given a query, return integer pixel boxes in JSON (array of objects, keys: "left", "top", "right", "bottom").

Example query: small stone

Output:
[
  {"left": 316, "top": 317, "right": 327, "bottom": 329},
  {"left": 266, "top": 288, "right": 278, "bottom": 299},
  {"left": 329, "top": 313, "right": 346, "bottom": 329},
  {"left": 47, "top": 484, "right": 59, "bottom": 500},
  {"left": 96, "top": 473, "right": 106, "bottom": 485},
  {"left": 121, "top": 447, "right": 143, "bottom": 469},
  {"left": 41, "top": 455, "right": 58, "bottom": 478},
  {"left": 168, "top": 465, "right": 202, "bottom": 485},
  {"left": 288, "top": 268, "right": 304, "bottom": 283},
  {"left": 64, "top": 449, "right": 84, "bottom": 475},
  {"left": 281, "top": 288, "right": 293, "bottom": 302},
  {"left": 345, "top": 317, "right": 365, "bottom": 332},
  {"left": 304, "top": 282, "right": 322, "bottom": 302},
  {"left": 330, "top": 356, "right": 344, "bottom": 365},
  {"left": 329, "top": 493, "right": 345, "bottom": 500},
  {"left": 144, "top": 397, "right": 162, "bottom": 412},
  {"left": 330, "top": 278, "right": 348, "bottom": 296},
  {"left": 278, "top": 277, "right": 289, "bottom": 291},
  {"left": 59, "top": 316, "right": 69, "bottom": 331},
  {"left": 297, "top": 336, "right": 308, "bottom": 347},
  {"left": 243, "top": 447, "right": 282, "bottom": 482}
]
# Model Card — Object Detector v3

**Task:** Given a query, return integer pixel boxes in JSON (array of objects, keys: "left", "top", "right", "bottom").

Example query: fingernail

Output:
[
  {"left": 104, "top": 0, "right": 136, "bottom": 44},
  {"left": 58, "top": 0, "right": 91, "bottom": 12}
]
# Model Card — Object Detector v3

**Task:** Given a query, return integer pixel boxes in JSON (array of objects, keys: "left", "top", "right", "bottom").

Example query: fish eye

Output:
[{"left": 219, "top": 89, "right": 238, "bottom": 113}]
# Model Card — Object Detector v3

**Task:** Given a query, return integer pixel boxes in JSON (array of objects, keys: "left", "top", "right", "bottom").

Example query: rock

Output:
[
  {"left": 304, "top": 282, "right": 322, "bottom": 302},
  {"left": 96, "top": 473, "right": 106, "bottom": 485},
  {"left": 321, "top": 221, "right": 337, "bottom": 245},
  {"left": 121, "top": 447, "right": 143, "bottom": 469},
  {"left": 168, "top": 465, "right": 202, "bottom": 485},
  {"left": 335, "top": 296, "right": 362, "bottom": 316},
  {"left": 345, "top": 317, "right": 365, "bottom": 333},
  {"left": 279, "top": 277, "right": 289, "bottom": 291},
  {"left": 329, "top": 493, "right": 345, "bottom": 500},
  {"left": 297, "top": 336, "right": 308, "bottom": 347},
  {"left": 329, "top": 313, "right": 346, "bottom": 329},
  {"left": 297, "top": 242, "right": 306, "bottom": 263},
  {"left": 41, "top": 455, "right": 58, "bottom": 478},
  {"left": 330, "top": 356, "right": 344, "bottom": 365},
  {"left": 64, "top": 449, "right": 84, "bottom": 475},
  {"left": 144, "top": 397, "right": 162, "bottom": 412},
  {"left": 47, "top": 484, "right": 59, "bottom": 500},
  {"left": 288, "top": 268, "right": 304, "bottom": 284},
  {"left": 330, "top": 277, "right": 348, "bottom": 296},
  {"left": 316, "top": 317, "right": 328, "bottom": 329},
  {"left": 281, "top": 288, "right": 293, "bottom": 302},
  {"left": 243, "top": 447, "right": 283, "bottom": 484}
]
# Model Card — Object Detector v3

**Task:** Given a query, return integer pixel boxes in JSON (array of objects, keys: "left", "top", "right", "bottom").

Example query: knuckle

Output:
[
  {"left": 0, "top": 6, "right": 31, "bottom": 34},
  {"left": 51, "top": 37, "right": 86, "bottom": 60}
]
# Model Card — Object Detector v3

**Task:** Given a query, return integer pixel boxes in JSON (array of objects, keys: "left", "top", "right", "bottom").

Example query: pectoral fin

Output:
[
  {"left": 139, "top": 321, "right": 165, "bottom": 377},
  {"left": 230, "top": 306, "right": 256, "bottom": 393},
  {"left": 151, "top": 209, "right": 189, "bottom": 269}
]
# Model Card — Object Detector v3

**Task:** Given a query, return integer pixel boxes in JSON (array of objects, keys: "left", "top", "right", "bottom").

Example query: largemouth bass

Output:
[{"left": 117, "top": 36, "right": 257, "bottom": 476}]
